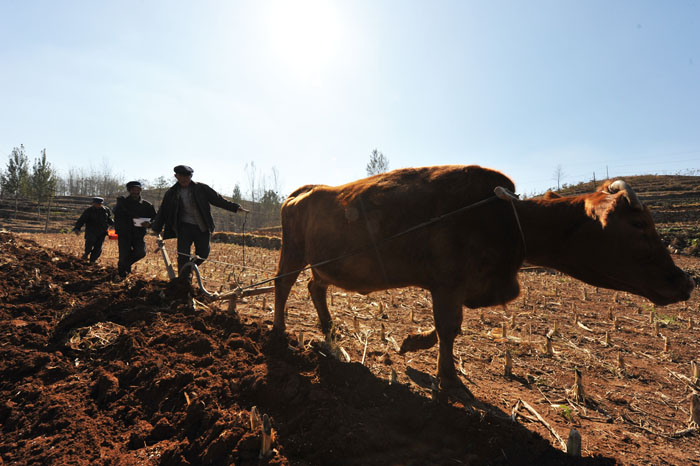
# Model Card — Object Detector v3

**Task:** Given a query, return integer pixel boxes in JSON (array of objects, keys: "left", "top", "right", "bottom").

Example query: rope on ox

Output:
[{"left": 232, "top": 186, "right": 525, "bottom": 293}]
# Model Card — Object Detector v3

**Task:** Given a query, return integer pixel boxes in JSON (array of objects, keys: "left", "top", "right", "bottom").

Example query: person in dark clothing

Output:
[
  {"left": 73, "top": 197, "right": 114, "bottom": 263},
  {"left": 113, "top": 181, "right": 157, "bottom": 279},
  {"left": 151, "top": 165, "right": 249, "bottom": 277}
]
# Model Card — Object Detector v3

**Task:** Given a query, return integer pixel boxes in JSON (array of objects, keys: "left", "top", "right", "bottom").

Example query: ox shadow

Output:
[{"left": 257, "top": 334, "right": 616, "bottom": 466}]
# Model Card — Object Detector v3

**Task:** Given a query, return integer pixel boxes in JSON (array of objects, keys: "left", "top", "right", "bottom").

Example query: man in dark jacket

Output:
[
  {"left": 113, "top": 181, "right": 157, "bottom": 279},
  {"left": 73, "top": 197, "right": 114, "bottom": 263},
  {"left": 151, "top": 165, "right": 249, "bottom": 277}
]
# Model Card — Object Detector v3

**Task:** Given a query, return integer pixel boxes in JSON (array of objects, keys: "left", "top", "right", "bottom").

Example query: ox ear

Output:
[
  {"left": 585, "top": 193, "right": 624, "bottom": 227},
  {"left": 585, "top": 187, "right": 643, "bottom": 227},
  {"left": 544, "top": 191, "right": 562, "bottom": 200}
]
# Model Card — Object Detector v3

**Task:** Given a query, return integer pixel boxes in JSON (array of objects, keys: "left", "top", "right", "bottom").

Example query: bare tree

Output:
[
  {"left": 366, "top": 149, "right": 389, "bottom": 176},
  {"left": 553, "top": 164, "right": 566, "bottom": 191},
  {"left": 245, "top": 161, "right": 257, "bottom": 205}
]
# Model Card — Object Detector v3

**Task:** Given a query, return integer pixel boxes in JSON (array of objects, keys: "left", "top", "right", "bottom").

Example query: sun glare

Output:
[{"left": 262, "top": 0, "right": 343, "bottom": 83}]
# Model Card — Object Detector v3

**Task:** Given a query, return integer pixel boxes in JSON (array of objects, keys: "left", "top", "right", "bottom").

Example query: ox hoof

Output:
[{"left": 270, "top": 326, "right": 287, "bottom": 339}]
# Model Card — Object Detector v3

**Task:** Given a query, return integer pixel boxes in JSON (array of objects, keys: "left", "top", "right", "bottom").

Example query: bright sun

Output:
[{"left": 261, "top": 0, "right": 343, "bottom": 82}]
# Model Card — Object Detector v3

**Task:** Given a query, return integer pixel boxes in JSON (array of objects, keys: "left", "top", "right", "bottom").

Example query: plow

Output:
[{"left": 155, "top": 235, "right": 274, "bottom": 311}]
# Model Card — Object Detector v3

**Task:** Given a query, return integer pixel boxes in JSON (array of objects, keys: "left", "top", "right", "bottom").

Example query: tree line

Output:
[{"left": 0, "top": 145, "right": 287, "bottom": 231}]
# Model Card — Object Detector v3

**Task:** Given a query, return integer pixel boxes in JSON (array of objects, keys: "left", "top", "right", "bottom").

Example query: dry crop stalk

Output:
[
  {"left": 431, "top": 379, "right": 439, "bottom": 403},
  {"left": 353, "top": 316, "right": 360, "bottom": 335},
  {"left": 663, "top": 335, "right": 670, "bottom": 352},
  {"left": 504, "top": 350, "right": 513, "bottom": 377},
  {"left": 573, "top": 313, "right": 579, "bottom": 326},
  {"left": 261, "top": 296, "right": 266, "bottom": 310},
  {"left": 649, "top": 311, "right": 655, "bottom": 324},
  {"left": 571, "top": 368, "right": 585, "bottom": 403},
  {"left": 260, "top": 413, "right": 273, "bottom": 458},
  {"left": 604, "top": 332, "right": 611, "bottom": 346},
  {"left": 330, "top": 292, "right": 335, "bottom": 306},
  {"left": 581, "top": 287, "right": 587, "bottom": 301},
  {"left": 501, "top": 322, "right": 507, "bottom": 338},
  {"left": 543, "top": 335, "right": 554, "bottom": 356},
  {"left": 617, "top": 352, "right": 625, "bottom": 372},
  {"left": 688, "top": 318, "right": 694, "bottom": 330},
  {"left": 380, "top": 322, "right": 386, "bottom": 341},
  {"left": 654, "top": 320, "right": 660, "bottom": 337},
  {"left": 692, "top": 361, "right": 700, "bottom": 385},
  {"left": 690, "top": 393, "right": 700, "bottom": 428},
  {"left": 614, "top": 316, "right": 620, "bottom": 331},
  {"left": 608, "top": 308, "right": 614, "bottom": 321},
  {"left": 510, "top": 314, "right": 516, "bottom": 329},
  {"left": 566, "top": 429, "right": 581, "bottom": 457},
  {"left": 409, "top": 308, "right": 415, "bottom": 323},
  {"left": 250, "top": 406, "right": 262, "bottom": 430},
  {"left": 480, "top": 311, "right": 486, "bottom": 323}
]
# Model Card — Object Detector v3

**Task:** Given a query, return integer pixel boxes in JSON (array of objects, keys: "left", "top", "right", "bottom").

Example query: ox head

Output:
[{"left": 572, "top": 180, "right": 694, "bottom": 305}]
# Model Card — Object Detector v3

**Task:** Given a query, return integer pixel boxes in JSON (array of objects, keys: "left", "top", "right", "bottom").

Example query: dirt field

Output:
[{"left": 2, "top": 231, "right": 700, "bottom": 465}]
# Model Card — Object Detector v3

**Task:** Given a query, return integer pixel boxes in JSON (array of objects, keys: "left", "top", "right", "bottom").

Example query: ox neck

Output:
[{"left": 515, "top": 197, "right": 589, "bottom": 269}]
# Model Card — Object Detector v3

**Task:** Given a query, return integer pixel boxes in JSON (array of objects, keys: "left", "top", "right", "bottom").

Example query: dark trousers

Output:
[
  {"left": 117, "top": 229, "right": 147, "bottom": 276},
  {"left": 84, "top": 232, "right": 107, "bottom": 263},
  {"left": 176, "top": 223, "right": 211, "bottom": 276}
]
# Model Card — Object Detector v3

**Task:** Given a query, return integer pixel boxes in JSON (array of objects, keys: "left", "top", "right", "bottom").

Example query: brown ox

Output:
[{"left": 273, "top": 165, "right": 693, "bottom": 400}]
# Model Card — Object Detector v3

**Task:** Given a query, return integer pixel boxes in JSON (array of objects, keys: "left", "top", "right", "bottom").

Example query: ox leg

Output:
[
  {"left": 273, "top": 252, "right": 305, "bottom": 332},
  {"left": 308, "top": 276, "right": 332, "bottom": 335},
  {"left": 431, "top": 290, "right": 473, "bottom": 402}
]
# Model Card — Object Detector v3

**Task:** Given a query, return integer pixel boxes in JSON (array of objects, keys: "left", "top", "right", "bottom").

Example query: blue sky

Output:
[{"left": 1, "top": 0, "right": 698, "bottom": 198}]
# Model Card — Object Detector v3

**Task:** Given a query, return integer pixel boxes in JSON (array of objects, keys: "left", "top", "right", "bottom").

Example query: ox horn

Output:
[
  {"left": 494, "top": 186, "right": 519, "bottom": 201},
  {"left": 605, "top": 180, "right": 642, "bottom": 210}
]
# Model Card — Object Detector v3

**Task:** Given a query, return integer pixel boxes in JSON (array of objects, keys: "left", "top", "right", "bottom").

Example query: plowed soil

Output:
[{"left": 2, "top": 231, "right": 700, "bottom": 465}]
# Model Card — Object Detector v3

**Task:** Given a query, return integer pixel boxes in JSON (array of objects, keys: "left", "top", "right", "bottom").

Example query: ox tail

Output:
[{"left": 399, "top": 328, "right": 438, "bottom": 354}]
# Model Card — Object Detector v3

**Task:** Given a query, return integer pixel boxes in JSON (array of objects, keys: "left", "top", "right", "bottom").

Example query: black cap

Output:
[
  {"left": 92, "top": 197, "right": 104, "bottom": 204},
  {"left": 126, "top": 181, "right": 142, "bottom": 190},
  {"left": 174, "top": 165, "right": 194, "bottom": 175}
]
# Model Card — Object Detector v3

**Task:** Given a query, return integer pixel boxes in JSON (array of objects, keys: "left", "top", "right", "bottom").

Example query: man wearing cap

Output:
[
  {"left": 72, "top": 197, "right": 114, "bottom": 263},
  {"left": 151, "top": 165, "right": 249, "bottom": 277},
  {"left": 113, "top": 181, "right": 157, "bottom": 279}
]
